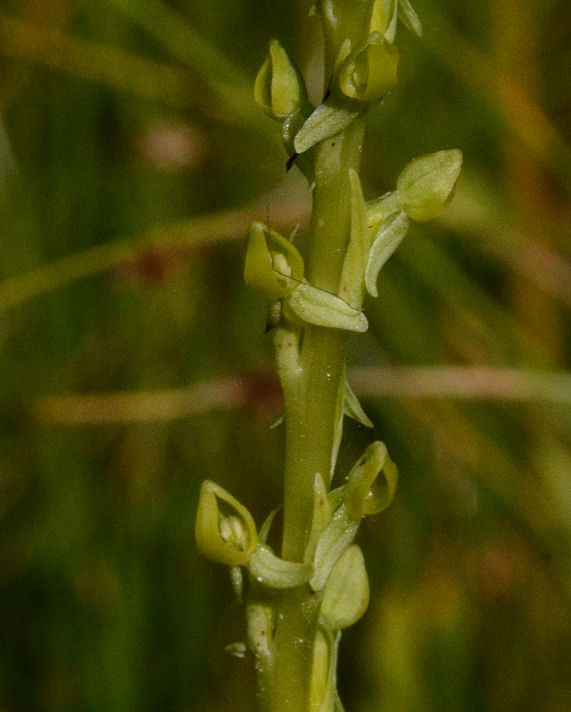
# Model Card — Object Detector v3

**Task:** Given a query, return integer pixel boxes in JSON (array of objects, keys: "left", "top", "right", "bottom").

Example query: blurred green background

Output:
[{"left": 0, "top": 1, "right": 569, "bottom": 710}]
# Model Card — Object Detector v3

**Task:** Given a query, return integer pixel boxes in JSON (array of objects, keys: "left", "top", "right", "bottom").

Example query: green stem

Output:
[
  {"left": 263, "top": 121, "right": 365, "bottom": 712},
  {"left": 282, "top": 120, "right": 365, "bottom": 562},
  {"left": 281, "top": 326, "right": 347, "bottom": 560}
]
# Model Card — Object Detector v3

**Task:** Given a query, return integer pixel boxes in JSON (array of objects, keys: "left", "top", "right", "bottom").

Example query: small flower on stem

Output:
[{"left": 195, "top": 480, "right": 258, "bottom": 566}]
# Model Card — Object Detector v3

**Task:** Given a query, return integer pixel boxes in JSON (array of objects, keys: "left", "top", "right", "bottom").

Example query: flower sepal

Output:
[
  {"left": 244, "top": 221, "right": 305, "bottom": 300},
  {"left": 195, "top": 480, "right": 258, "bottom": 566}
]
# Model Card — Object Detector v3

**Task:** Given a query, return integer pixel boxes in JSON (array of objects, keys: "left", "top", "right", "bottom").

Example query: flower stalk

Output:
[{"left": 196, "top": 2, "right": 461, "bottom": 710}]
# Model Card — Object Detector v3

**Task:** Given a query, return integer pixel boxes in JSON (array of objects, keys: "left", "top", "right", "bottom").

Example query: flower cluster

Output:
[
  {"left": 195, "top": 2, "right": 463, "bottom": 709},
  {"left": 195, "top": 437, "right": 398, "bottom": 704},
  {"left": 244, "top": 150, "right": 462, "bottom": 331},
  {"left": 195, "top": 439, "right": 398, "bottom": 607},
  {"left": 255, "top": 0, "right": 424, "bottom": 164}
]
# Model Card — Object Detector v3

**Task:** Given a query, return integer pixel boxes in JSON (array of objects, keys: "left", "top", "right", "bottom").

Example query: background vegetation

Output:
[{"left": 0, "top": 0, "right": 569, "bottom": 710}]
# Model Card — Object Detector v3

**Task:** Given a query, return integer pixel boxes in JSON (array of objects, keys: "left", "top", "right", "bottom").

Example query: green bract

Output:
[
  {"left": 294, "top": 102, "right": 360, "bottom": 155},
  {"left": 310, "top": 503, "right": 359, "bottom": 592},
  {"left": 305, "top": 474, "right": 332, "bottom": 565},
  {"left": 365, "top": 209, "right": 409, "bottom": 297},
  {"left": 344, "top": 378, "right": 373, "bottom": 428},
  {"left": 339, "top": 169, "right": 370, "bottom": 309},
  {"left": 254, "top": 39, "right": 306, "bottom": 120},
  {"left": 344, "top": 441, "right": 399, "bottom": 517},
  {"left": 329, "top": 367, "right": 374, "bottom": 482},
  {"left": 397, "top": 149, "right": 463, "bottom": 221},
  {"left": 195, "top": 480, "right": 258, "bottom": 566},
  {"left": 309, "top": 628, "right": 341, "bottom": 712},
  {"left": 331, "top": 371, "right": 346, "bottom": 479},
  {"left": 320, "top": 545, "right": 369, "bottom": 629}
]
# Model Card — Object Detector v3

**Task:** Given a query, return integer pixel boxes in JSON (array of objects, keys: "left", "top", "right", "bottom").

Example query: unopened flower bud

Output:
[
  {"left": 396, "top": 149, "right": 463, "bottom": 221},
  {"left": 255, "top": 39, "right": 306, "bottom": 120},
  {"left": 344, "top": 441, "right": 398, "bottom": 517},
  {"left": 338, "top": 33, "right": 398, "bottom": 103},
  {"left": 244, "top": 221, "right": 304, "bottom": 300}
]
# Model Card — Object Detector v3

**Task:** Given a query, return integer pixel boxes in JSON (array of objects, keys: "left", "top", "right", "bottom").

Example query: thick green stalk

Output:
[
  {"left": 265, "top": 121, "right": 365, "bottom": 712},
  {"left": 282, "top": 120, "right": 365, "bottom": 561}
]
